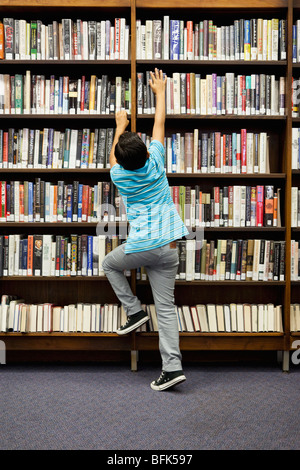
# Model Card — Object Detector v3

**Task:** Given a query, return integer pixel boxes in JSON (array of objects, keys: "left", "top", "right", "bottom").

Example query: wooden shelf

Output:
[
  {"left": 0, "top": 170, "right": 285, "bottom": 177},
  {"left": 137, "top": 280, "right": 286, "bottom": 286},
  {"left": 138, "top": 114, "right": 287, "bottom": 120},
  {"left": 136, "top": 0, "right": 288, "bottom": 8},
  {"left": 0, "top": 222, "right": 127, "bottom": 227},
  {"left": 0, "top": 114, "right": 119, "bottom": 119},
  {"left": 1, "top": 0, "right": 131, "bottom": 7},
  {"left": 0, "top": 168, "right": 111, "bottom": 173},
  {"left": 0, "top": 276, "right": 113, "bottom": 281},
  {"left": 166, "top": 173, "right": 286, "bottom": 179},
  {"left": 0, "top": 60, "right": 131, "bottom": 65},
  {"left": 137, "top": 60, "right": 287, "bottom": 66}
]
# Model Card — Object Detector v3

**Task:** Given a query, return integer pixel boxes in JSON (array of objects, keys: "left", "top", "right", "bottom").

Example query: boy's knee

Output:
[{"left": 102, "top": 252, "right": 112, "bottom": 273}]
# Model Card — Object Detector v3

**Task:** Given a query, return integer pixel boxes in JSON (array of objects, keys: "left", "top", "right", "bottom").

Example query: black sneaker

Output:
[
  {"left": 150, "top": 370, "right": 186, "bottom": 391},
  {"left": 116, "top": 310, "right": 149, "bottom": 335}
]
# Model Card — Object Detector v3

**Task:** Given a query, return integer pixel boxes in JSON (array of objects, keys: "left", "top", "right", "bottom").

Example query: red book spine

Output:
[
  {"left": 19, "top": 183, "right": 24, "bottom": 221},
  {"left": 214, "top": 186, "right": 220, "bottom": 226},
  {"left": 3, "top": 132, "right": 8, "bottom": 167},
  {"left": 241, "top": 128, "right": 247, "bottom": 174},
  {"left": 256, "top": 185, "right": 264, "bottom": 227},
  {"left": 82, "top": 184, "right": 89, "bottom": 221},
  {"left": 27, "top": 235, "right": 33, "bottom": 276},
  {"left": 173, "top": 185, "right": 180, "bottom": 215},
  {"left": 223, "top": 134, "right": 226, "bottom": 170},
  {"left": 187, "top": 21, "right": 193, "bottom": 58},
  {"left": 236, "top": 133, "right": 241, "bottom": 172},
  {"left": 242, "top": 75, "right": 246, "bottom": 114}
]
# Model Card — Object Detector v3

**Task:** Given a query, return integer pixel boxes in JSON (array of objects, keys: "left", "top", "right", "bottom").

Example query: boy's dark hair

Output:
[{"left": 115, "top": 132, "right": 148, "bottom": 171}]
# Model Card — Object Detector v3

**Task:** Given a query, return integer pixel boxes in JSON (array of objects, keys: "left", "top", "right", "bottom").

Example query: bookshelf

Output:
[{"left": 0, "top": 0, "right": 298, "bottom": 372}]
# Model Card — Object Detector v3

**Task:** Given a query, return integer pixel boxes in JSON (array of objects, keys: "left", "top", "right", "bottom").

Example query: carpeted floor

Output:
[{"left": 1, "top": 361, "right": 299, "bottom": 450}]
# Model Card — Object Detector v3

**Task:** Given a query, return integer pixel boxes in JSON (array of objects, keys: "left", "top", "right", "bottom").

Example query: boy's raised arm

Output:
[
  {"left": 149, "top": 68, "right": 167, "bottom": 145},
  {"left": 109, "top": 110, "right": 129, "bottom": 168}
]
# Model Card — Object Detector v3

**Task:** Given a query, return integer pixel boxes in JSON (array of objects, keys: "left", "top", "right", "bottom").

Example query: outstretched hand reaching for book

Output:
[{"left": 149, "top": 68, "right": 167, "bottom": 95}]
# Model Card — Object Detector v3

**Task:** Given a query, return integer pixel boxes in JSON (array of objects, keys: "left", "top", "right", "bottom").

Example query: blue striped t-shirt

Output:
[{"left": 110, "top": 139, "right": 189, "bottom": 253}]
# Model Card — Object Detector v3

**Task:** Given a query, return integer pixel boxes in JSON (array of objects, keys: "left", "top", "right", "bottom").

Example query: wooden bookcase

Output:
[{"left": 0, "top": 0, "right": 298, "bottom": 371}]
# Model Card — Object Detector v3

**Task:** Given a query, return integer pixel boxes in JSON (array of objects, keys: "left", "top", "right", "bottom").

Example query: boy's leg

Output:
[
  {"left": 102, "top": 243, "right": 143, "bottom": 317},
  {"left": 145, "top": 244, "right": 182, "bottom": 372}
]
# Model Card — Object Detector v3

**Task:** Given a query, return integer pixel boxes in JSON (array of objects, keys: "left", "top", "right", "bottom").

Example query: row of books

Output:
[
  {"left": 0, "top": 295, "right": 284, "bottom": 334},
  {"left": 0, "top": 179, "right": 281, "bottom": 228},
  {"left": 292, "top": 78, "right": 300, "bottom": 118},
  {"left": 0, "top": 234, "right": 286, "bottom": 281},
  {"left": 291, "top": 240, "right": 300, "bottom": 281},
  {"left": 292, "top": 22, "right": 300, "bottom": 63},
  {"left": 0, "top": 295, "right": 126, "bottom": 333},
  {"left": 291, "top": 187, "right": 300, "bottom": 227},
  {"left": 290, "top": 304, "right": 300, "bottom": 332},
  {"left": 136, "top": 18, "right": 286, "bottom": 61},
  {"left": 137, "top": 72, "right": 285, "bottom": 116},
  {"left": 291, "top": 127, "right": 300, "bottom": 170},
  {"left": 139, "top": 129, "right": 270, "bottom": 174},
  {"left": 170, "top": 185, "right": 281, "bottom": 228},
  {"left": 0, "top": 128, "right": 115, "bottom": 169},
  {"left": 0, "top": 234, "right": 131, "bottom": 278},
  {"left": 170, "top": 303, "right": 283, "bottom": 333},
  {"left": 0, "top": 180, "right": 126, "bottom": 223},
  {"left": 0, "top": 72, "right": 131, "bottom": 115},
  {"left": 0, "top": 18, "right": 130, "bottom": 60},
  {"left": 137, "top": 238, "right": 286, "bottom": 282}
]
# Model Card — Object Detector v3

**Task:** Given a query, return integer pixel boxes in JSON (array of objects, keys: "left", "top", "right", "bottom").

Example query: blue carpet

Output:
[{"left": 0, "top": 362, "right": 299, "bottom": 450}]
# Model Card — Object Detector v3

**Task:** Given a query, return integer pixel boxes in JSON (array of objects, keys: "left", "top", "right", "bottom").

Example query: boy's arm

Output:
[
  {"left": 149, "top": 68, "right": 166, "bottom": 145},
  {"left": 109, "top": 110, "right": 129, "bottom": 168}
]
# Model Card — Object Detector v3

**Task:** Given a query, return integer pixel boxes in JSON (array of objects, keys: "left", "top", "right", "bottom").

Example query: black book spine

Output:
[
  {"left": 40, "top": 180, "right": 45, "bottom": 222},
  {"left": 33, "top": 234, "right": 43, "bottom": 276},
  {"left": 77, "top": 235, "right": 82, "bottom": 275},
  {"left": 3, "top": 235, "right": 9, "bottom": 275},
  {"left": 246, "top": 186, "right": 251, "bottom": 226},
  {"left": 73, "top": 181, "right": 79, "bottom": 221},
  {"left": 279, "top": 241, "right": 285, "bottom": 281},
  {"left": 273, "top": 241, "right": 280, "bottom": 281},
  {"left": 258, "top": 239, "right": 265, "bottom": 281},
  {"left": 55, "top": 235, "right": 61, "bottom": 276},
  {"left": 225, "top": 239, "right": 232, "bottom": 280},
  {"left": 81, "top": 234, "right": 88, "bottom": 276}
]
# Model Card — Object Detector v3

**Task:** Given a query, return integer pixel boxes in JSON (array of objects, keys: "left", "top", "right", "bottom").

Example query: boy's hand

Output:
[
  {"left": 149, "top": 68, "right": 167, "bottom": 96},
  {"left": 115, "top": 110, "right": 129, "bottom": 133}
]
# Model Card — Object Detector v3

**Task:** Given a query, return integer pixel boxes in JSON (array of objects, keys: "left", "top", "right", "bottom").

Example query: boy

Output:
[{"left": 102, "top": 69, "right": 189, "bottom": 391}]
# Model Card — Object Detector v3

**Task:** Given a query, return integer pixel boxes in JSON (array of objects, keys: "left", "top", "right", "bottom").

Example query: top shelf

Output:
[
  {"left": 0, "top": 0, "right": 131, "bottom": 6},
  {"left": 136, "top": 0, "right": 288, "bottom": 8}
]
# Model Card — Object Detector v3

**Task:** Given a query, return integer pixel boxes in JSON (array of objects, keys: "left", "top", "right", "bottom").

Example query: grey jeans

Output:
[{"left": 102, "top": 242, "right": 182, "bottom": 372}]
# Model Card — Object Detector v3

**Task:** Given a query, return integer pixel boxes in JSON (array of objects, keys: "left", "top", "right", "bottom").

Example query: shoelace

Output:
[{"left": 157, "top": 371, "right": 167, "bottom": 383}]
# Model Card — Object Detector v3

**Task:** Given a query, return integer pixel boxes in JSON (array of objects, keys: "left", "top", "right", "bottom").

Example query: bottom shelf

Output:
[{"left": 134, "top": 332, "right": 286, "bottom": 351}]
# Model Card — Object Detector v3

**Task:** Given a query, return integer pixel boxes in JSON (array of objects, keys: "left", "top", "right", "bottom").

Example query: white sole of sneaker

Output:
[
  {"left": 116, "top": 315, "right": 150, "bottom": 335},
  {"left": 150, "top": 375, "right": 186, "bottom": 391}
]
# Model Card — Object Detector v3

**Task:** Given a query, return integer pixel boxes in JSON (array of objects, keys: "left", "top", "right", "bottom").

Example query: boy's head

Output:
[{"left": 115, "top": 132, "right": 148, "bottom": 171}]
